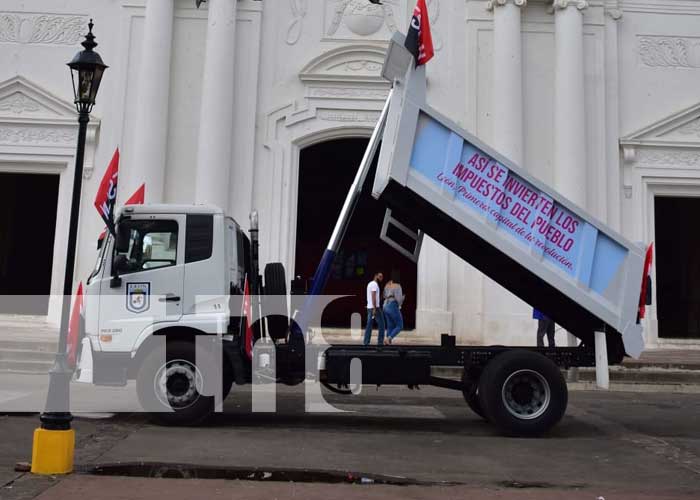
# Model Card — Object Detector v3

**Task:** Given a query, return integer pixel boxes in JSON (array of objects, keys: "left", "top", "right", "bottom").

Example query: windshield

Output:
[{"left": 115, "top": 220, "right": 179, "bottom": 274}]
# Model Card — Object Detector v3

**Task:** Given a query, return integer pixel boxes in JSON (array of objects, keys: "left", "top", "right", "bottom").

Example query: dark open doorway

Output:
[
  {"left": 0, "top": 172, "right": 59, "bottom": 315},
  {"left": 295, "top": 138, "right": 417, "bottom": 329},
  {"left": 655, "top": 196, "right": 700, "bottom": 339}
]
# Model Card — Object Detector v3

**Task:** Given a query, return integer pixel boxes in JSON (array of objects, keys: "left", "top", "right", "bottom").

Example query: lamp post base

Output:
[{"left": 30, "top": 428, "right": 75, "bottom": 475}]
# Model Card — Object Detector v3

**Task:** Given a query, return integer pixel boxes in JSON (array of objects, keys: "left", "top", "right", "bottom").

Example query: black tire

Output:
[
  {"left": 461, "top": 370, "right": 487, "bottom": 420},
  {"left": 137, "top": 341, "right": 227, "bottom": 426},
  {"left": 264, "top": 263, "right": 289, "bottom": 340},
  {"left": 478, "top": 350, "right": 567, "bottom": 437}
]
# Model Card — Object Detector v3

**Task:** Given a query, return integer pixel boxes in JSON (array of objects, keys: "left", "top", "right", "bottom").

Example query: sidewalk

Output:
[{"left": 624, "top": 349, "right": 700, "bottom": 370}]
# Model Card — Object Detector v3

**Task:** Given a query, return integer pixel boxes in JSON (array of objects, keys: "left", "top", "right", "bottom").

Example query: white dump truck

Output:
[{"left": 77, "top": 35, "right": 652, "bottom": 436}]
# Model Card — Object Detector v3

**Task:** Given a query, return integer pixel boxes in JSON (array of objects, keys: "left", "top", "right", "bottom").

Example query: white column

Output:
[
  {"left": 130, "top": 0, "right": 174, "bottom": 203},
  {"left": 489, "top": 0, "right": 526, "bottom": 165},
  {"left": 416, "top": 237, "right": 453, "bottom": 337},
  {"left": 480, "top": 0, "right": 529, "bottom": 348},
  {"left": 194, "top": 0, "right": 238, "bottom": 209},
  {"left": 552, "top": 0, "right": 588, "bottom": 359},
  {"left": 552, "top": 0, "right": 588, "bottom": 206}
]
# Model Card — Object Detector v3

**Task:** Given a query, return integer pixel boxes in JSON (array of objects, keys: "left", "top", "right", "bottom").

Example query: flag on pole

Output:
[
  {"left": 94, "top": 148, "right": 119, "bottom": 236},
  {"left": 98, "top": 183, "right": 145, "bottom": 243},
  {"left": 125, "top": 183, "right": 145, "bottom": 205},
  {"left": 67, "top": 282, "right": 84, "bottom": 368},
  {"left": 405, "top": 0, "right": 434, "bottom": 67},
  {"left": 638, "top": 243, "right": 654, "bottom": 320}
]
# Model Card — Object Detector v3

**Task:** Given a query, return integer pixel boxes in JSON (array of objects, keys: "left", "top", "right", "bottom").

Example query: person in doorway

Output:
[
  {"left": 363, "top": 272, "right": 385, "bottom": 345},
  {"left": 533, "top": 308, "right": 555, "bottom": 348},
  {"left": 383, "top": 274, "right": 405, "bottom": 345}
]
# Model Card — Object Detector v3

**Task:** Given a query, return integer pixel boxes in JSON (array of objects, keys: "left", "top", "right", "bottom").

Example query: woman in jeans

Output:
[{"left": 383, "top": 278, "right": 405, "bottom": 345}]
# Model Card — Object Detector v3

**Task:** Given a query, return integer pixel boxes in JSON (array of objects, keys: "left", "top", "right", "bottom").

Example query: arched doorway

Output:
[{"left": 295, "top": 138, "right": 417, "bottom": 329}]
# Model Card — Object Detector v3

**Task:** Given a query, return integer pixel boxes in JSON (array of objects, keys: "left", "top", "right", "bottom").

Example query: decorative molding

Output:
[
  {"left": 0, "top": 12, "right": 87, "bottom": 45},
  {"left": 0, "top": 76, "right": 77, "bottom": 118},
  {"left": 551, "top": 0, "right": 589, "bottom": 11},
  {"left": 486, "top": 0, "right": 527, "bottom": 11},
  {"left": 638, "top": 36, "right": 700, "bottom": 69},
  {"left": 322, "top": 0, "right": 442, "bottom": 50},
  {"left": 317, "top": 109, "right": 381, "bottom": 123},
  {"left": 0, "top": 125, "right": 76, "bottom": 145},
  {"left": 677, "top": 118, "right": 700, "bottom": 137},
  {"left": 326, "top": 0, "right": 399, "bottom": 38},
  {"left": 299, "top": 44, "right": 390, "bottom": 84},
  {"left": 286, "top": 0, "right": 308, "bottom": 45},
  {"left": 635, "top": 148, "right": 700, "bottom": 168},
  {"left": 308, "top": 86, "right": 390, "bottom": 100},
  {"left": 329, "top": 59, "right": 383, "bottom": 73},
  {"left": 605, "top": 8, "right": 622, "bottom": 20},
  {"left": 620, "top": 1, "right": 700, "bottom": 16},
  {"left": 0, "top": 93, "right": 41, "bottom": 114}
]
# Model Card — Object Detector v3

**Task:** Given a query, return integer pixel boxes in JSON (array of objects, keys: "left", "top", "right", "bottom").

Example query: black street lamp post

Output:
[{"left": 39, "top": 20, "right": 108, "bottom": 434}]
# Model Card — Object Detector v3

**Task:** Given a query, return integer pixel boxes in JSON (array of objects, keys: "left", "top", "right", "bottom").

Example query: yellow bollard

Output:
[{"left": 30, "top": 428, "right": 75, "bottom": 475}]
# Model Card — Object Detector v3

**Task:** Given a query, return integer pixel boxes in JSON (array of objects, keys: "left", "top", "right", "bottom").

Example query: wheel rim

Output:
[
  {"left": 154, "top": 359, "right": 203, "bottom": 410},
  {"left": 501, "top": 369, "right": 551, "bottom": 420}
]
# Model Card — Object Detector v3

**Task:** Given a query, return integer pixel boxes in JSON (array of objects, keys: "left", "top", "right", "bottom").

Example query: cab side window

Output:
[{"left": 115, "top": 220, "right": 178, "bottom": 274}]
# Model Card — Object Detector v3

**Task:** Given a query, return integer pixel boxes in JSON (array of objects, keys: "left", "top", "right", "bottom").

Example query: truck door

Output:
[{"left": 97, "top": 215, "right": 186, "bottom": 351}]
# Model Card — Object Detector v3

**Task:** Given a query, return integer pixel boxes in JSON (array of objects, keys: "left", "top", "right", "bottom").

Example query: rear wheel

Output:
[
  {"left": 264, "top": 263, "right": 289, "bottom": 340},
  {"left": 478, "top": 350, "right": 567, "bottom": 437}
]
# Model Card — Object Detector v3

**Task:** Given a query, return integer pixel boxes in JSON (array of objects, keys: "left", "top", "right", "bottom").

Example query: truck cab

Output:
[{"left": 81, "top": 204, "right": 250, "bottom": 392}]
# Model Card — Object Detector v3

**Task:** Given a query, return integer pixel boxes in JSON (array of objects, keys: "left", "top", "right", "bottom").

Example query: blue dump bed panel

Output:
[{"left": 373, "top": 69, "right": 645, "bottom": 358}]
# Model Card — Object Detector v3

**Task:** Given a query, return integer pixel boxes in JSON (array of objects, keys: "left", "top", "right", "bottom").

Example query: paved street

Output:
[{"left": 1, "top": 385, "right": 699, "bottom": 499}]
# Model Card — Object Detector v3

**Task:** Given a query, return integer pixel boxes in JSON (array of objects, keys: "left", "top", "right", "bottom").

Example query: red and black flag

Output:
[
  {"left": 94, "top": 148, "right": 119, "bottom": 236},
  {"left": 67, "top": 282, "right": 84, "bottom": 368},
  {"left": 98, "top": 183, "right": 144, "bottom": 244},
  {"left": 124, "top": 183, "right": 145, "bottom": 206},
  {"left": 405, "top": 0, "right": 434, "bottom": 67}
]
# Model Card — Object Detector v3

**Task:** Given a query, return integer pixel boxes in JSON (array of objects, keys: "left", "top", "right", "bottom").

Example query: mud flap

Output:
[{"left": 75, "top": 337, "right": 94, "bottom": 384}]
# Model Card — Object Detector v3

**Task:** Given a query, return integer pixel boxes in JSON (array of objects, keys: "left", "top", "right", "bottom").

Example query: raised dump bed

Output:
[{"left": 372, "top": 57, "right": 647, "bottom": 361}]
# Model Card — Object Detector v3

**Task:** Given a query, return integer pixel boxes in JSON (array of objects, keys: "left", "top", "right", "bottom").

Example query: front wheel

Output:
[
  {"left": 478, "top": 350, "right": 567, "bottom": 437},
  {"left": 137, "top": 341, "right": 228, "bottom": 426}
]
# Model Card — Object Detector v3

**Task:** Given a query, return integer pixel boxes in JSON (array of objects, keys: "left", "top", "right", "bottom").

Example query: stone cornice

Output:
[{"left": 486, "top": 0, "right": 527, "bottom": 11}]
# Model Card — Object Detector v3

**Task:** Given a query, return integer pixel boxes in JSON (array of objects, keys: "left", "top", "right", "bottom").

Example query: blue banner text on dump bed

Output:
[{"left": 409, "top": 113, "right": 626, "bottom": 296}]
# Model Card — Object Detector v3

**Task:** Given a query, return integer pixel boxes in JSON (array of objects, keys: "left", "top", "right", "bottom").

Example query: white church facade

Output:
[{"left": 1, "top": 0, "right": 699, "bottom": 349}]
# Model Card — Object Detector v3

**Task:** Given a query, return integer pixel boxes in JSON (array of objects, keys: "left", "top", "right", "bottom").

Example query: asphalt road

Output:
[{"left": 1, "top": 385, "right": 699, "bottom": 499}]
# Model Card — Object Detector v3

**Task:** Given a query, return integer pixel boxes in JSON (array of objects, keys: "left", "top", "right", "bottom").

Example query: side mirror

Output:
[
  {"left": 110, "top": 254, "right": 127, "bottom": 288},
  {"left": 115, "top": 226, "right": 130, "bottom": 253}
]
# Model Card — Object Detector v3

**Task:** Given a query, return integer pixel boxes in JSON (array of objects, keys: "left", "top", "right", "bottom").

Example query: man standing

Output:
[
  {"left": 364, "top": 272, "right": 385, "bottom": 346},
  {"left": 533, "top": 308, "right": 555, "bottom": 348}
]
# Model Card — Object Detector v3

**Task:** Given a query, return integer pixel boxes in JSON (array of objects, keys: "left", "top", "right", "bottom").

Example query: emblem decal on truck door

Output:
[{"left": 126, "top": 282, "right": 150, "bottom": 313}]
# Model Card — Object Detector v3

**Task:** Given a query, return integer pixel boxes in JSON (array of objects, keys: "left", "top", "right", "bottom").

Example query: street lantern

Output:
[
  {"left": 67, "top": 20, "right": 108, "bottom": 115},
  {"left": 31, "top": 20, "right": 107, "bottom": 476}
]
